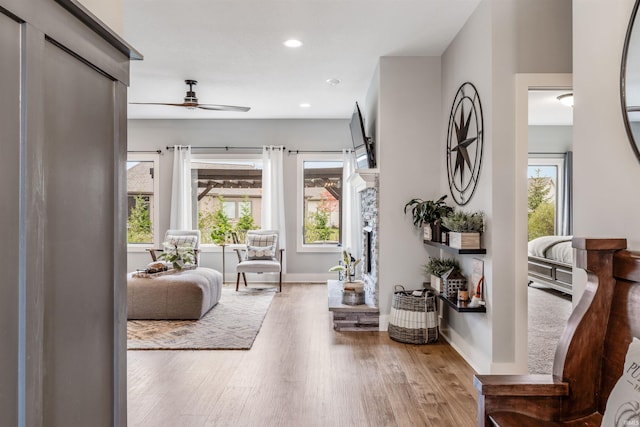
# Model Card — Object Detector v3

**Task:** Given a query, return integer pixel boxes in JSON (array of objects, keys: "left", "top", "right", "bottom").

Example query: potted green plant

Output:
[
  {"left": 329, "top": 250, "right": 364, "bottom": 305},
  {"left": 403, "top": 195, "right": 453, "bottom": 242},
  {"left": 424, "top": 257, "right": 461, "bottom": 293},
  {"left": 441, "top": 210, "right": 485, "bottom": 249},
  {"left": 329, "top": 250, "right": 362, "bottom": 283},
  {"left": 158, "top": 240, "right": 196, "bottom": 270}
]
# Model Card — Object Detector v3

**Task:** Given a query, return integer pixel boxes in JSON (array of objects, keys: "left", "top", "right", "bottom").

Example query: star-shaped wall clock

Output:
[{"left": 446, "top": 82, "right": 484, "bottom": 206}]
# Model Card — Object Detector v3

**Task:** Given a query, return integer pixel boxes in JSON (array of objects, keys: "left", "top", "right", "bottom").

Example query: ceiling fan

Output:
[{"left": 130, "top": 79, "right": 251, "bottom": 112}]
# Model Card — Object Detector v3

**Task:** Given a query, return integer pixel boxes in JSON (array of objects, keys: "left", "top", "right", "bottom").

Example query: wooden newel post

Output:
[
  {"left": 554, "top": 238, "right": 626, "bottom": 419},
  {"left": 473, "top": 237, "right": 640, "bottom": 427}
]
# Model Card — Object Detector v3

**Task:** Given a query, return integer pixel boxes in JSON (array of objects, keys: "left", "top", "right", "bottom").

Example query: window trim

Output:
[
  {"left": 527, "top": 156, "right": 564, "bottom": 235},
  {"left": 296, "top": 153, "right": 343, "bottom": 253},
  {"left": 127, "top": 153, "right": 160, "bottom": 249}
]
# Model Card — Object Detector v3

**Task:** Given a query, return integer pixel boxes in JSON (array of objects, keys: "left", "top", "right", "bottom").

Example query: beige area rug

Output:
[{"left": 127, "top": 285, "right": 276, "bottom": 350}]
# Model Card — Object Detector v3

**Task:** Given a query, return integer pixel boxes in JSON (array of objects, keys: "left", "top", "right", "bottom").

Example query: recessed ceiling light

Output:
[
  {"left": 326, "top": 78, "right": 341, "bottom": 86},
  {"left": 283, "top": 39, "right": 303, "bottom": 48},
  {"left": 299, "top": 103, "right": 311, "bottom": 108}
]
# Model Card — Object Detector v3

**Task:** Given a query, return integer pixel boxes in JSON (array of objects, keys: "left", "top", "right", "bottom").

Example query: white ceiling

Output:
[
  {"left": 528, "top": 90, "right": 574, "bottom": 126},
  {"left": 124, "top": 0, "right": 482, "bottom": 119}
]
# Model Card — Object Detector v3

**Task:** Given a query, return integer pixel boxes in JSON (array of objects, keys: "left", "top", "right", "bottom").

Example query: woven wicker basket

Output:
[{"left": 388, "top": 285, "right": 438, "bottom": 344}]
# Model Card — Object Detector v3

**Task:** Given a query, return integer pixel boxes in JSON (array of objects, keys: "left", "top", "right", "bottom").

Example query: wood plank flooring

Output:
[{"left": 127, "top": 283, "right": 478, "bottom": 426}]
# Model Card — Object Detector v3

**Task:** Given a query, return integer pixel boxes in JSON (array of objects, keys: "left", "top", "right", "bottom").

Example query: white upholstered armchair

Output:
[
  {"left": 234, "top": 230, "right": 284, "bottom": 292},
  {"left": 147, "top": 229, "right": 201, "bottom": 266}
]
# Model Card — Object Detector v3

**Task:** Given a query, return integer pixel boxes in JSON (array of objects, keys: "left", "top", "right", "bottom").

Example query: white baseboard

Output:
[
  {"left": 378, "top": 314, "right": 389, "bottom": 331},
  {"left": 439, "top": 328, "right": 491, "bottom": 374}
]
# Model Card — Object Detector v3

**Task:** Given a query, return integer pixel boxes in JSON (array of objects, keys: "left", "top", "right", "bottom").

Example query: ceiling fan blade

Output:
[
  {"left": 129, "top": 102, "right": 191, "bottom": 107},
  {"left": 197, "top": 104, "right": 251, "bottom": 112},
  {"left": 130, "top": 80, "right": 251, "bottom": 112}
]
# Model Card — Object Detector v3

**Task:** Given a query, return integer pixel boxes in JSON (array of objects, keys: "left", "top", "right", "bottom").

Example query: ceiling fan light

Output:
[{"left": 557, "top": 93, "right": 574, "bottom": 107}]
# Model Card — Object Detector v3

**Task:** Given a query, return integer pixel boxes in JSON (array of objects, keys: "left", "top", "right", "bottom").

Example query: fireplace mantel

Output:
[{"left": 350, "top": 169, "right": 379, "bottom": 192}]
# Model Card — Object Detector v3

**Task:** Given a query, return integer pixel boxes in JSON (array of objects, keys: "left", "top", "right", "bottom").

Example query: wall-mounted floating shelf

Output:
[
  {"left": 423, "top": 240, "right": 486, "bottom": 255},
  {"left": 439, "top": 294, "right": 487, "bottom": 313}
]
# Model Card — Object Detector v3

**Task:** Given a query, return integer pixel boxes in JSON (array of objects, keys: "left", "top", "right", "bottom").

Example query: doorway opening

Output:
[{"left": 526, "top": 88, "right": 573, "bottom": 374}]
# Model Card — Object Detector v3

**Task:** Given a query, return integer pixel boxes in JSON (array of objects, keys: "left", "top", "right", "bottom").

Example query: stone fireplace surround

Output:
[
  {"left": 360, "top": 184, "right": 379, "bottom": 308},
  {"left": 327, "top": 171, "right": 380, "bottom": 331}
]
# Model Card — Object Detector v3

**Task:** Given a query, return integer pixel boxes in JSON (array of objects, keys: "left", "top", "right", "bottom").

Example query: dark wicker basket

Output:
[{"left": 388, "top": 286, "right": 438, "bottom": 344}]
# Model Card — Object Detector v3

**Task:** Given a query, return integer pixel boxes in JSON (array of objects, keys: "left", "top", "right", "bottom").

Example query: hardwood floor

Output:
[{"left": 127, "top": 283, "right": 479, "bottom": 426}]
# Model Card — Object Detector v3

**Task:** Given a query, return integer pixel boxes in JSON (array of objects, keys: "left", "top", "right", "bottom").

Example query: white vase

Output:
[
  {"left": 423, "top": 225, "right": 432, "bottom": 241},
  {"left": 430, "top": 275, "right": 442, "bottom": 293}
]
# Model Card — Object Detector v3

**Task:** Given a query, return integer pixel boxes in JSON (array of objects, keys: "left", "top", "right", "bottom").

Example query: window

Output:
[
  {"left": 127, "top": 153, "right": 160, "bottom": 246},
  {"left": 527, "top": 157, "right": 564, "bottom": 241},
  {"left": 191, "top": 155, "right": 262, "bottom": 245},
  {"left": 297, "top": 154, "right": 343, "bottom": 252}
]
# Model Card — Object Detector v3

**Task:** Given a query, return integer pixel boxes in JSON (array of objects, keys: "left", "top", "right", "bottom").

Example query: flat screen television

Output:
[{"left": 349, "top": 102, "right": 376, "bottom": 169}]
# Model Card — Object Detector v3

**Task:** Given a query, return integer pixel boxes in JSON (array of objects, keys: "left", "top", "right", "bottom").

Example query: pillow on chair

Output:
[
  {"left": 245, "top": 233, "right": 278, "bottom": 261},
  {"left": 166, "top": 235, "right": 198, "bottom": 248},
  {"left": 246, "top": 244, "right": 276, "bottom": 260}
]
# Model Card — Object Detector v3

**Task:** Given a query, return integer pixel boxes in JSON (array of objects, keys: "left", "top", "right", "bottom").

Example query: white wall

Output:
[
  {"left": 127, "top": 119, "right": 351, "bottom": 281},
  {"left": 528, "top": 126, "right": 573, "bottom": 153},
  {"left": 441, "top": 0, "right": 495, "bottom": 373},
  {"left": 376, "top": 56, "right": 443, "bottom": 329},
  {"left": 79, "top": 0, "right": 123, "bottom": 34},
  {"left": 440, "top": 0, "right": 572, "bottom": 373},
  {"left": 573, "top": 0, "right": 640, "bottom": 299}
]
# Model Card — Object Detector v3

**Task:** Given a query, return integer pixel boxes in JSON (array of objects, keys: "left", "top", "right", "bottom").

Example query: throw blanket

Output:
[{"left": 528, "top": 235, "right": 573, "bottom": 265}]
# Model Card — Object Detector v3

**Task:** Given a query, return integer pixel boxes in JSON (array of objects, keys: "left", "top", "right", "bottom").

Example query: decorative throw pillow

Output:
[
  {"left": 166, "top": 235, "right": 197, "bottom": 248},
  {"left": 245, "top": 244, "right": 276, "bottom": 260},
  {"left": 245, "top": 233, "right": 278, "bottom": 260},
  {"left": 246, "top": 233, "right": 277, "bottom": 248},
  {"left": 601, "top": 337, "right": 640, "bottom": 427}
]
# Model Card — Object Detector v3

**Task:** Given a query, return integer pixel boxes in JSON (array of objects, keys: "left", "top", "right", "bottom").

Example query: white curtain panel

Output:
[
  {"left": 169, "top": 145, "right": 193, "bottom": 230},
  {"left": 342, "top": 149, "right": 362, "bottom": 259},
  {"left": 261, "top": 146, "right": 287, "bottom": 251}
]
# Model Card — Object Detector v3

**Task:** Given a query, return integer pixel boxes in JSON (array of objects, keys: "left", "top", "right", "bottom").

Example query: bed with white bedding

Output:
[{"left": 527, "top": 235, "right": 573, "bottom": 294}]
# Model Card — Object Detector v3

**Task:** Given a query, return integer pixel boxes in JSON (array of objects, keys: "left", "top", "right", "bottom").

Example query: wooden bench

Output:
[{"left": 474, "top": 238, "right": 640, "bottom": 426}]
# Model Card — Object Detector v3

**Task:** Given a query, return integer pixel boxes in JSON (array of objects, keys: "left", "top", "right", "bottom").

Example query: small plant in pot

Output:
[
  {"left": 441, "top": 210, "right": 485, "bottom": 249},
  {"left": 424, "top": 257, "right": 461, "bottom": 293},
  {"left": 329, "top": 250, "right": 361, "bottom": 283},
  {"left": 403, "top": 195, "right": 453, "bottom": 242},
  {"left": 158, "top": 241, "right": 196, "bottom": 271}
]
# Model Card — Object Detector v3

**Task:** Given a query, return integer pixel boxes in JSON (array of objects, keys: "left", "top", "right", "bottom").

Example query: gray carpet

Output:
[
  {"left": 127, "top": 285, "right": 276, "bottom": 350},
  {"left": 528, "top": 284, "right": 572, "bottom": 374}
]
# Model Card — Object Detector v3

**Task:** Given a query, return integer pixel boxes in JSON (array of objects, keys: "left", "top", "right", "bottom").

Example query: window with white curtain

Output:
[
  {"left": 190, "top": 154, "right": 263, "bottom": 245},
  {"left": 126, "top": 153, "right": 160, "bottom": 247},
  {"left": 296, "top": 154, "right": 344, "bottom": 252}
]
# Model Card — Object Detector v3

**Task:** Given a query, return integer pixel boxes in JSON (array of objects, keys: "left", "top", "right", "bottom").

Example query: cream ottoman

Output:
[{"left": 127, "top": 267, "right": 222, "bottom": 320}]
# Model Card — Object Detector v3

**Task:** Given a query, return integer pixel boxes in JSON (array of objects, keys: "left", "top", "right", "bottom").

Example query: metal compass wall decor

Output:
[{"left": 446, "top": 82, "right": 484, "bottom": 206}]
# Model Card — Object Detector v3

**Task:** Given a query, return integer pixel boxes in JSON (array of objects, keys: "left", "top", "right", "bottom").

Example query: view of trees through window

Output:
[
  {"left": 527, "top": 165, "right": 557, "bottom": 241},
  {"left": 127, "top": 156, "right": 345, "bottom": 247},
  {"left": 302, "top": 160, "right": 342, "bottom": 245},
  {"left": 127, "top": 160, "right": 155, "bottom": 244},
  {"left": 194, "top": 160, "right": 262, "bottom": 245},
  {"left": 199, "top": 195, "right": 256, "bottom": 244}
]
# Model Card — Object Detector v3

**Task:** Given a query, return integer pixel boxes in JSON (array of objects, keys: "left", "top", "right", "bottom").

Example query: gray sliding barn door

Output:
[
  {"left": 0, "top": 0, "right": 137, "bottom": 425},
  {"left": 0, "top": 10, "right": 21, "bottom": 427},
  {"left": 42, "top": 40, "right": 118, "bottom": 425}
]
